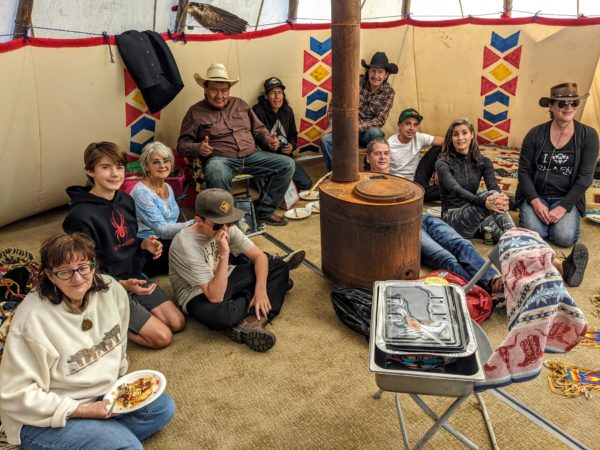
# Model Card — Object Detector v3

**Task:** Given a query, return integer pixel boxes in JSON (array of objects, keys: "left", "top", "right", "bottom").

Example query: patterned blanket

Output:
[
  {"left": 475, "top": 228, "right": 587, "bottom": 391},
  {"left": 479, "top": 145, "right": 600, "bottom": 212}
]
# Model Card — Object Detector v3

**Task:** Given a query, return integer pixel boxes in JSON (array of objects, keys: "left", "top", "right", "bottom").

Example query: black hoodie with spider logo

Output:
[{"left": 63, "top": 186, "right": 147, "bottom": 280}]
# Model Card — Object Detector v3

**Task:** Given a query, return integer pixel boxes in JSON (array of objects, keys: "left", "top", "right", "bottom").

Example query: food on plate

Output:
[{"left": 113, "top": 375, "right": 158, "bottom": 409}]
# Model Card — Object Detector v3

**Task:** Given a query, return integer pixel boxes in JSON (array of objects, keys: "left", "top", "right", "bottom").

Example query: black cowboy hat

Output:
[{"left": 361, "top": 52, "right": 398, "bottom": 74}]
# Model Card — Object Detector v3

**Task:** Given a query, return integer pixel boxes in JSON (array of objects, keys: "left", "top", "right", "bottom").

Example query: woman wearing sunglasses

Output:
[
  {"left": 0, "top": 233, "right": 174, "bottom": 449},
  {"left": 516, "top": 82, "right": 599, "bottom": 251},
  {"left": 130, "top": 141, "right": 194, "bottom": 276}
]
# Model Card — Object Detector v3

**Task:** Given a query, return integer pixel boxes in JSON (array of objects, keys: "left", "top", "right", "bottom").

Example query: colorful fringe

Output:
[
  {"left": 579, "top": 327, "right": 600, "bottom": 348},
  {"left": 544, "top": 361, "right": 600, "bottom": 399}
]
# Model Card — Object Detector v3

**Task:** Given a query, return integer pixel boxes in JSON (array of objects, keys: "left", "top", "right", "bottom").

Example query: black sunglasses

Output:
[
  {"left": 212, "top": 222, "right": 235, "bottom": 231},
  {"left": 555, "top": 100, "right": 580, "bottom": 109}
]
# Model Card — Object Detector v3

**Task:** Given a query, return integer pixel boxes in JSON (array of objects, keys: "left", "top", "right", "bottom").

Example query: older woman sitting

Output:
[
  {"left": 130, "top": 141, "right": 194, "bottom": 275},
  {"left": 0, "top": 233, "right": 174, "bottom": 449}
]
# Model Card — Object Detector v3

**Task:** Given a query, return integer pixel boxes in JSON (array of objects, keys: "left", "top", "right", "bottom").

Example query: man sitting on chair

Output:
[{"left": 177, "top": 63, "right": 294, "bottom": 226}]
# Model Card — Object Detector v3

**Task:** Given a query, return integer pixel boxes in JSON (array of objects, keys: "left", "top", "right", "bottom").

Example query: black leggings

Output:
[
  {"left": 414, "top": 145, "right": 442, "bottom": 203},
  {"left": 186, "top": 257, "right": 289, "bottom": 330}
]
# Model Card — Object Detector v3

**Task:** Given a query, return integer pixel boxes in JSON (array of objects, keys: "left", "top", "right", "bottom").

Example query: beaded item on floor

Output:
[
  {"left": 579, "top": 328, "right": 600, "bottom": 348},
  {"left": 591, "top": 294, "right": 600, "bottom": 319},
  {"left": 544, "top": 361, "right": 600, "bottom": 399}
]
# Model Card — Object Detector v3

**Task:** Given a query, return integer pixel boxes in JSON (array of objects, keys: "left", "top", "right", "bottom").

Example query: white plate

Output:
[
  {"left": 284, "top": 207, "right": 312, "bottom": 219},
  {"left": 587, "top": 214, "right": 600, "bottom": 224},
  {"left": 104, "top": 370, "right": 166, "bottom": 414},
  {"left": 299, "top": 190, "right": 319, "bottom": 201},
  {"left": 306, "top": 201, "right": 320, "bottom": 214}
]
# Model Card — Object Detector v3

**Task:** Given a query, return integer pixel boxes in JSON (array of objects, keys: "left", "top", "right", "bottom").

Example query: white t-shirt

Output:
[
  {"left": 169, "top": 224, "right": 254, "bottom": 313},
  {"left": 388, "top": 132, "right": 434, "bottom": 180}
]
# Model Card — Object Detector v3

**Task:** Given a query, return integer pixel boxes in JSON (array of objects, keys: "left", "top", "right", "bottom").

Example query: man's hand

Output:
[
  {"left": 281, "top": 143, "right": 293, "bottom": 155},
  {"left": 71, "top": 400, "right": 117, "bottom": 419},
  {"left": 548, "top": 205, "right": 567, "bottom": 224},
  {"left": 266, "top": 133, "right": 280, "bottom": 151},
  {"left": 214, "top": 229, "right": 230, "bottom": 258},
  {"left": 141, "top": 236, "right": 162, "bottom": 259},
  {"left": 199, "top": 136, "right": 213, "bottom": 157},
  {"left": 250, "top": 289, "right": 271, "bottom": 320},
  {"left": 119, "top": 278, "right": 157, "bottom": 295},
  {"left": 531, "top": 198, "right": 551, "bottom": 224}
]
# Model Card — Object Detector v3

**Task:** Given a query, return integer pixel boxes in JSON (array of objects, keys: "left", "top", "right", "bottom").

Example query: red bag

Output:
[{"left": 420, "top": 270, "right": 493, "bottom": 324}]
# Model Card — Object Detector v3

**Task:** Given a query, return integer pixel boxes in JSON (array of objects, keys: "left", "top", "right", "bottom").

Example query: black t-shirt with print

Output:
[{"left": 535, "top": 138, "right": 575, "bottom": 198}]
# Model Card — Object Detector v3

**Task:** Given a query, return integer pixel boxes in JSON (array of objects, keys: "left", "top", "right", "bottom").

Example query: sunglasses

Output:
[
  {"left": 212, "top": 222, "right": 235, "bottom": 231},
  {"left": 555, "top": 100, "right": 580, "bottom": 109}
]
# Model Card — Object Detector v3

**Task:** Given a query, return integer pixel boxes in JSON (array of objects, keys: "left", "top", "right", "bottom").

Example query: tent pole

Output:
[
  {"left": 288, "top": 0, "right": 299, "bottom": 23},
  {"left": 13, "top": 0, "right": 34, "bottom": 39},
  {"left": 255, "top": 0, "right": 265, "bottom": 31},
  {"left": 503, "top": 0, "right": 513, "bottom": 18},
  {"left": 401, "top": 0, "right": 411, "bottom": 19},
  {"left": 175, "top": 0, "right": 189, "bottom": 33}
]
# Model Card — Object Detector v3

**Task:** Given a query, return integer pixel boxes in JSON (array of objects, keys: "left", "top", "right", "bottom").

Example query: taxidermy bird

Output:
[{"left": 187, "top": 2, "right": 248, "bottom": 35}]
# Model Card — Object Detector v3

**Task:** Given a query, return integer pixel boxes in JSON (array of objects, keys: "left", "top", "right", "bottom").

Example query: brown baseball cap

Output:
[
  {"left": 195, "top": 189, "right": 245, "bottom": 224},
  {"left": 539, "top": 82, "right": 589, "bottom": 107}
]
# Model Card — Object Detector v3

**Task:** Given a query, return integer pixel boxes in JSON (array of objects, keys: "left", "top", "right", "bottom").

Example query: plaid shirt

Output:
[{"left": 327, "top": 75, "right": 395, "bottom": 132}]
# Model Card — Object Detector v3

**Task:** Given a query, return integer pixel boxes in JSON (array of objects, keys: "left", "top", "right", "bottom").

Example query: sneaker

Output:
[
  {"left": 490, "top": 276, "right": 505, "bottom": 308},
  {"left": 258, "top": 213, "right": 288, "bottom": 226},
  {"left": 225, "top": 316, "right": 276, "bottom": 352},
  {"left": 561, "top": 243, "right": 588, "bottom": 287},
  {"left": 282, "top": 249, "right": 306, "bottom": 270}
]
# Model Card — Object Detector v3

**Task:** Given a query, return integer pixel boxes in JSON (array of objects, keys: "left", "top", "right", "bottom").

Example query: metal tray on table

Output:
[{"left": 368, "top": 281, "right": 485, "bottom": 397}]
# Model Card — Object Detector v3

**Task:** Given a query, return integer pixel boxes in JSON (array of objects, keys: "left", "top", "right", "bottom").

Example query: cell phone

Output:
[{"left": 141, "top": 281, "right": 154, "bottom": 288}]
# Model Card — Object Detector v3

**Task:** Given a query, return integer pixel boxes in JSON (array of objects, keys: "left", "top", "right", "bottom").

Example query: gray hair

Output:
[
  {"left": 139, "top": 141, "right": 174, "bottom": 176},
  {"left": 366, "top": 138, "right": 389, "bottom": 155}
]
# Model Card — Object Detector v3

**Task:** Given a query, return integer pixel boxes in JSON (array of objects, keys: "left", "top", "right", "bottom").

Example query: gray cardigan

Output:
[{"left": 516, "top": 120, "right": 599, "bottom": 215}]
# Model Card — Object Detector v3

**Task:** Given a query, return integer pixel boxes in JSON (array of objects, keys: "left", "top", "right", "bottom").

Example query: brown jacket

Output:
[{"left": 177, "top": 97, "right": 271, "bottom": 159}]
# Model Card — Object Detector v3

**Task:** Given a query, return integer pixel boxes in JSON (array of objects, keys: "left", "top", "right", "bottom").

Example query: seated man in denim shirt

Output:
[{"left": 177, "top": 63, "right": 294, "bottom": 226}]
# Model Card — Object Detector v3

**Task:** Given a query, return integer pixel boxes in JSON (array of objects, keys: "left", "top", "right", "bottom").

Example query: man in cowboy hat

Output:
[
  {"left": 177, "top": 63, "right": 294, "bottom": 226},
  {"left": 320, "top": 51, "right": 397, "bottom": 171},
  {"left": 516, "top": 82, "right": 598, "bottom": 260},
  {"left": 169, "top": 188, "right": 295, "bottom": 352}
]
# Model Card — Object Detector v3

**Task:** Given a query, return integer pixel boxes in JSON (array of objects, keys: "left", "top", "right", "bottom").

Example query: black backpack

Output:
[{"left": 330, "top": 288, "right": 373, "bottom": 338}]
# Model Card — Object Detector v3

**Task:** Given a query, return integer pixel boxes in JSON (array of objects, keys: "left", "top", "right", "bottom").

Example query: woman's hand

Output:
[
  {"left": 548, "top": 205, "right": 567, "bottom": 224},
  {"left": 250, "top": 289, "right": 271, "bottom": 320},
  {"left": 119, "top": 278, "right": 157, "bottom": 295},
  {"left": 484, "top": 193, "right": 506, "bottom": 213},
  {"left": 71, "top": 400, "right": 117, "bottom": 419},
  {"left": 531, "top": 198, "right": 551, "bottom": 224},
  {"left": 141, "top": 236, "right": 163, "bottom": 259}
]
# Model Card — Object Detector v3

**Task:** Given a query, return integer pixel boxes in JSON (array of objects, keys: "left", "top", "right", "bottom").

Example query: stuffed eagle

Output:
[{"left": 187, "top": 2, "right": 248, "bottom": 35}]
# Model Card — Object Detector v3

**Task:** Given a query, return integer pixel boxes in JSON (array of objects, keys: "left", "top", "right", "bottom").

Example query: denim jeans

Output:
[
  {"left": 443, "top": 192, "right": 515, "bottom": 241},
  {"left": 320, "top": 127, "right": 385, "bottom": 171},
  {"left": 20, "top": 394, "right": 175, "bottom": 450},
  {"left": 421, "top": 214, "right": 498, "bottom": 291},
  {"left": 518, "top": 197, "right": 581, "bottom": 247},
  {"left": 292, "top": 160, "right": 313, "bottom": 191},
  {"left": 203, "top": 150, "right": 294, "bottom": 218}
]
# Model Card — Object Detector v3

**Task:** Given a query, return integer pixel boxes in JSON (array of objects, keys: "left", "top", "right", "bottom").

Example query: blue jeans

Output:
[
  {"left": 421, "top": 214, "right": 498, "bottom": 291},
  {"left": 320, "top": 127, "right": 385, "bottom": 171},
  {"left": 292, "top": 159, "right": 313, "bottom": 190},
  {"left": 20, "top": 394, "right": 175, "bottom": 450},
  {"left": 204, "top": 150, "right": 294, "bottom": 218},
  {"left": 518, "top": 197, "right": 581, "bottom": 247}
]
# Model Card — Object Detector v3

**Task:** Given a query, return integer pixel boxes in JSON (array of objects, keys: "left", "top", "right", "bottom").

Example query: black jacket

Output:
[
  {"left": 116, "top": 30, "right": 184, "bottom": 113},
  {"left": 63, "top": 186, "right": 147, "bottom": 279},
  {"left": 435, "top": 153, "right": 499, "bottom": 214},
  {"left": 252, "top": 98, "right": 298, "bottom": 151},
  {"left": 516, "top": 120, "right": 599, "bottom": 215}
]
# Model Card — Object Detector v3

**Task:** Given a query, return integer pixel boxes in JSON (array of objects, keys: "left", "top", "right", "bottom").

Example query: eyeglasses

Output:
[
  {"left": 212, "top": 222, "right": 235, "bottom": 231},
  {"left": 150, "top": 158, "right": 172, "bottom": 166},
  {"left": 555, "top": 100, "right": 580, "bottom": 109},
  {"left": 49, "top": 262, "right": 96, "bottom": 280}
]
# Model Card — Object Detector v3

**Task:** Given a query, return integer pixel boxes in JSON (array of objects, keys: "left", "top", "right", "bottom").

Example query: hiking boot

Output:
[
  {"left": 490, "top": 276, "right": 505, "bottom": 308},
  {"left": 258, "top": 213, "right": 288, "bottom": 226},
  {"left": 561, "top": 243, "right": 588, "bottom": 287},
  {"left": 225, "top": 316, "right": 276, "bottom": 352},
  {"left": 282, "top": 249, "right": 306, "bottom": 270}
]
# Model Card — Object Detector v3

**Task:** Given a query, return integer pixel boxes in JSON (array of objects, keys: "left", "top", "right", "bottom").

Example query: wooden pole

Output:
[
  {"left": 13, "top": 0, "right": 34, "bottom": 39},
  {"left": 401, "top": 0, "right": 411, "bottom": 19},
  {"left": 503, "top": 0, "right": 513, "bottom": 18},
  {"left": 175, "top": 0, "right": 189, "bottom": 33},
  {"left": 288, "top": 0, "right": 299, "bottom": 23},
  {"left": 255, "top": 0, "right": 265, "bottom": 31}
]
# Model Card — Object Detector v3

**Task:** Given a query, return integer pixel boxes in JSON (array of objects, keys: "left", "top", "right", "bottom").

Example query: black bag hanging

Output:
[{"left": 330, "top": 287, "right": 372, "bottom": 338}]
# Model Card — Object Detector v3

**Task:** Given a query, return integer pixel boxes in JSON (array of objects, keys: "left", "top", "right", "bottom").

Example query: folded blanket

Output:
[{"left": 475, "top": 228, "right": 587, "bottom": 391}]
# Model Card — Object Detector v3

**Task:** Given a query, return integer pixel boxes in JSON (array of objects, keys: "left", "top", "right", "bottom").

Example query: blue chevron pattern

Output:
[
  {"left": 483, "top": 110, "right": 508, "bottom": 124},
  {"left": 484, "top": 91, "right": 510, "bottom": 107},
  {"left": 305, "top": 105, "right": 327, "bottom": 121},
  {"left": 131, "top": 116, "right": 156, "bottom": 137},
  {"left": 491, "top": 31, "right": 520, "bottom": 53},
  {"left": 307, "top": 89, "right": 328, "bottom": 106},
  {"left": 310, "top": 37, "right": 332, "bottom": 56}
]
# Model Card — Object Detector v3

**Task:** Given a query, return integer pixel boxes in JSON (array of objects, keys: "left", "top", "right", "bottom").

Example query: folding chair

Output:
[{"left": 371, "top": 246, "right": 501, "bottom": 450}]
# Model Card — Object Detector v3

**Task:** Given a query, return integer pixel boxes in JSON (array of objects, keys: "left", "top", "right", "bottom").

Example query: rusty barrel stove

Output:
[{"left": 319, "top": 0, "right": 423, "bottom": 288}]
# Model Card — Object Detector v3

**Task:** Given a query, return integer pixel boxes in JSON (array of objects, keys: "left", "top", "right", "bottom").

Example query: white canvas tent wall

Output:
[{"left": 1, "top": 1, "right": 600, "bottom": 227}]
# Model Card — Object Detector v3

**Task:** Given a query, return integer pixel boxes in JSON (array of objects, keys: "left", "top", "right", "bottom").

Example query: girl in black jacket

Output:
[{"left": 435, "top": 118, "right": 514, "bottom": 241}]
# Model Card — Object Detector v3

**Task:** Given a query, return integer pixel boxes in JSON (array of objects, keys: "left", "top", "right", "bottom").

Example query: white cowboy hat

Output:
[{"left": 194, "top": 63, "right": 239, "bottom": 86}]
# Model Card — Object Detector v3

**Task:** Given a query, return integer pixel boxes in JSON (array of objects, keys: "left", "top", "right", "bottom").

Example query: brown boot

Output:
[{"left": 226, "top": 316, "right": 276, "bottom": 352}]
